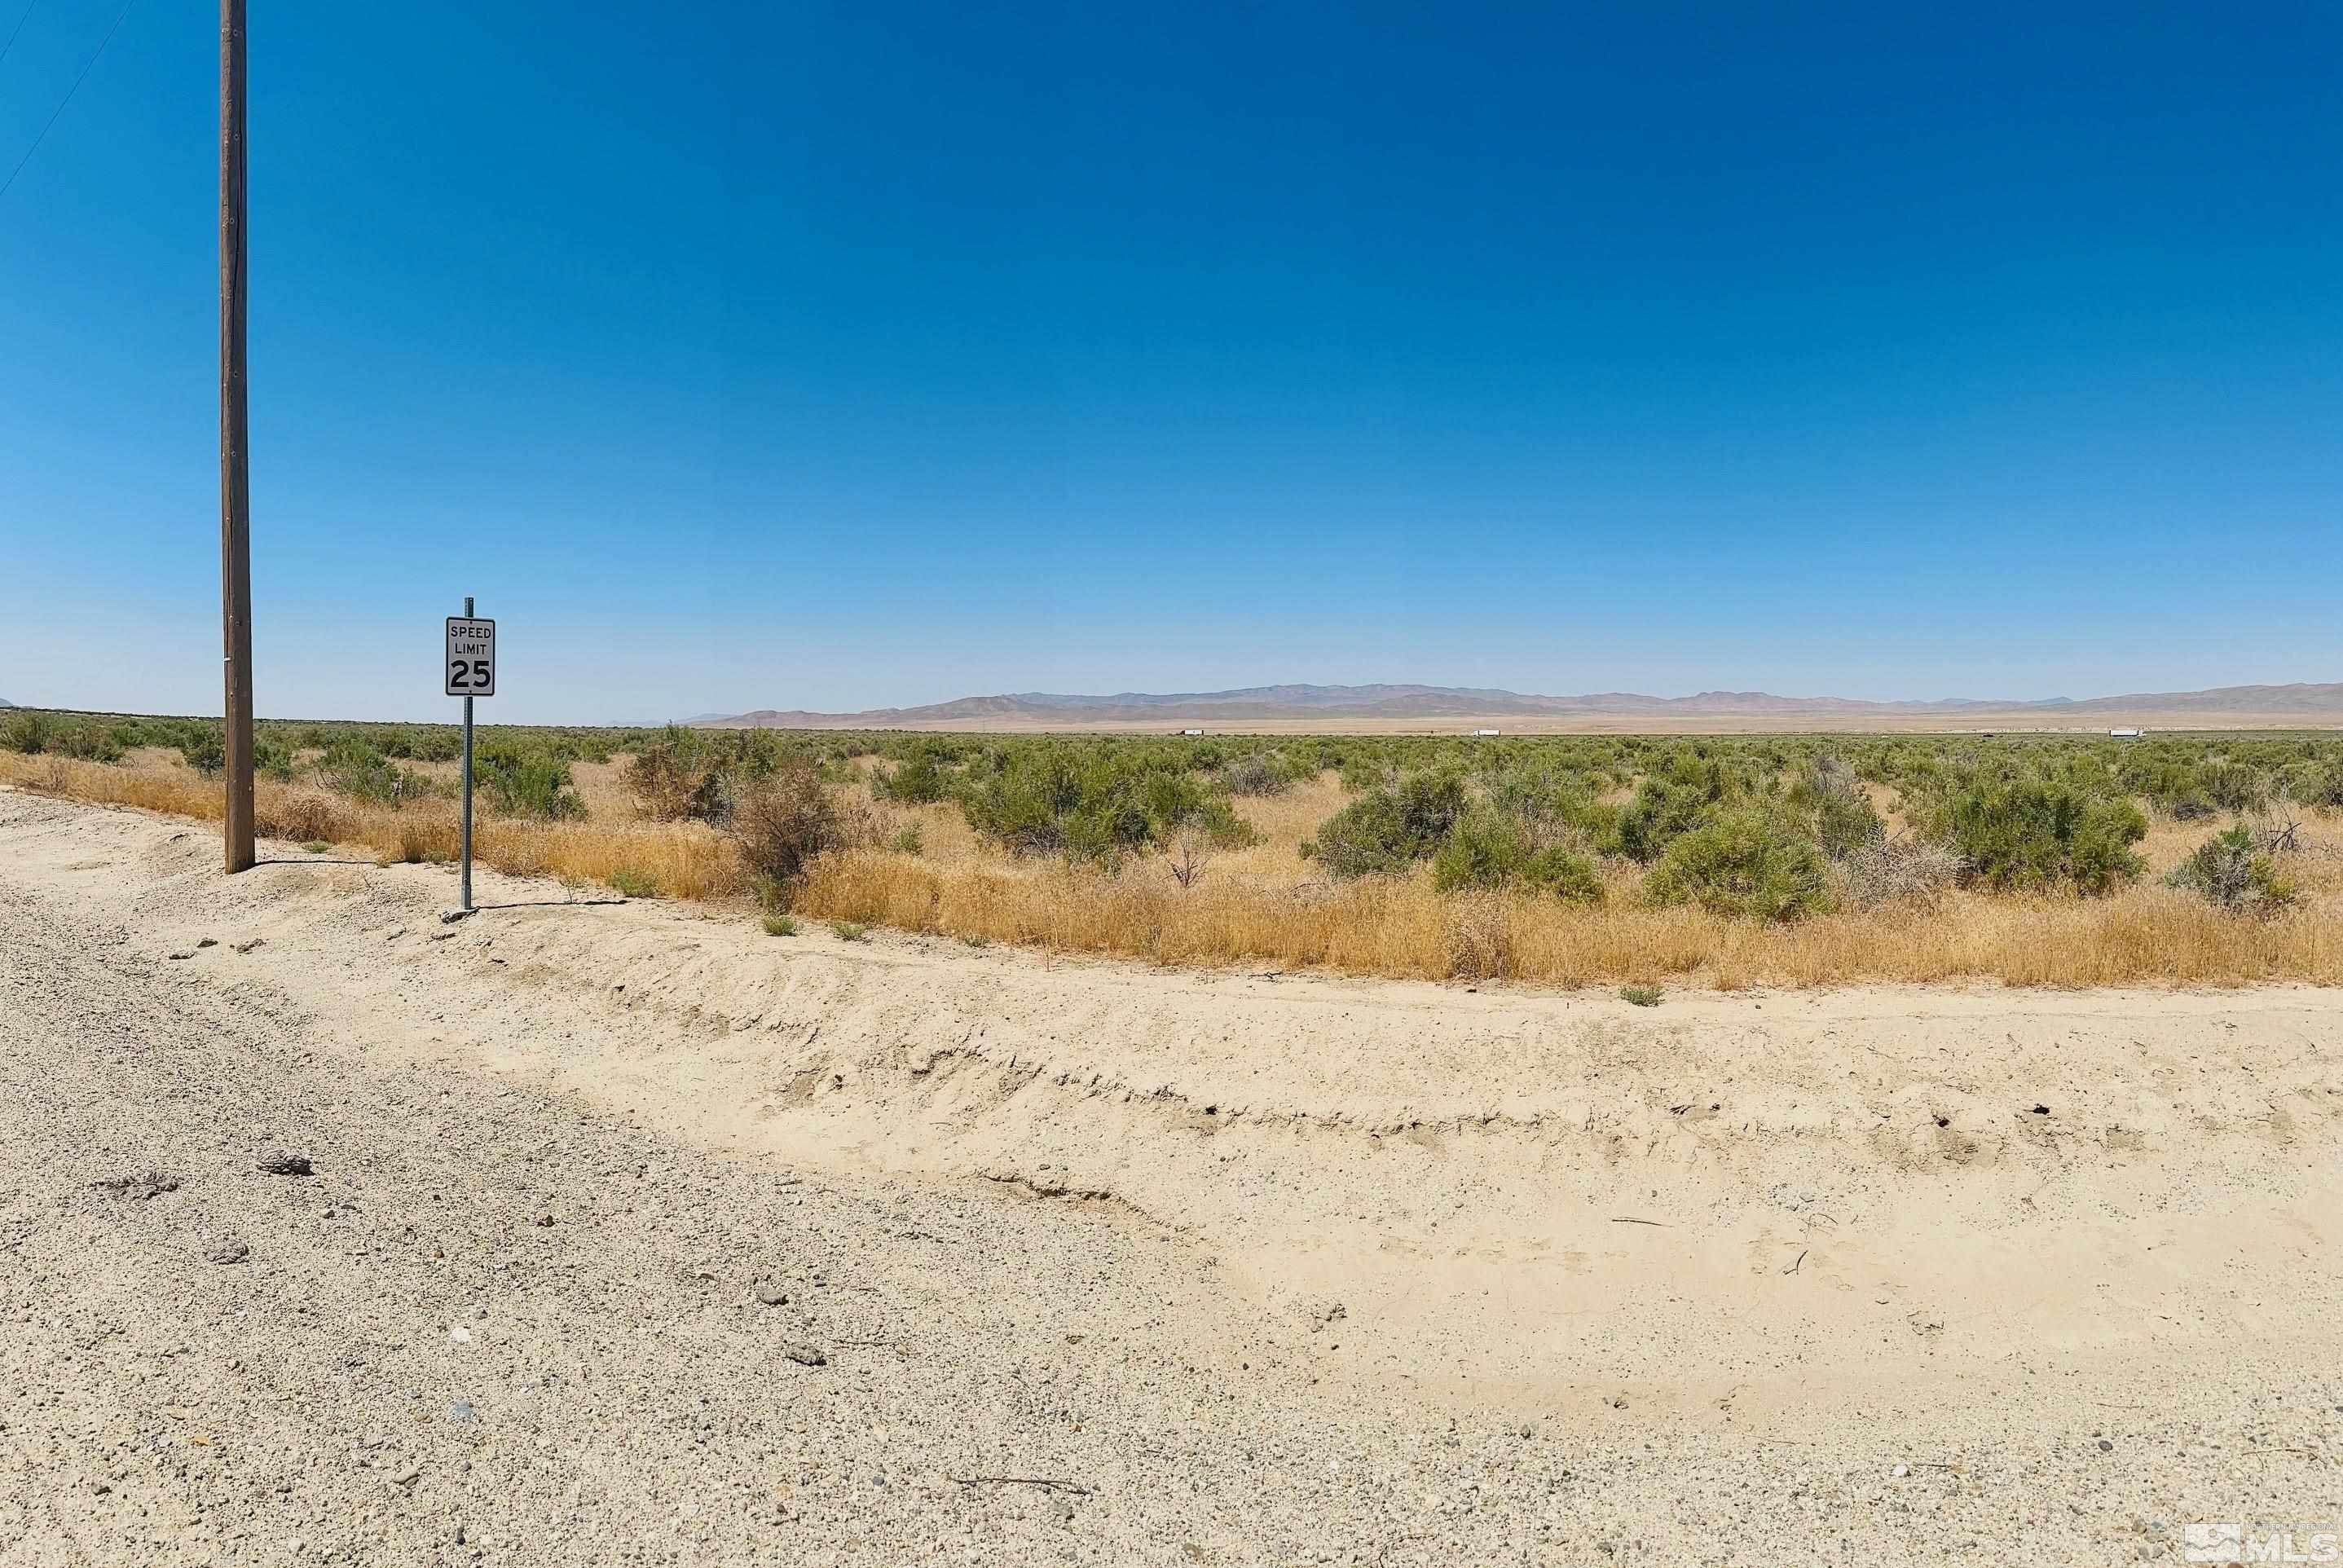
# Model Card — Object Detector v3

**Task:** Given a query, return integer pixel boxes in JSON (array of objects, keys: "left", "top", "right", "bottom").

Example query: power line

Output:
[
  {"left": 0, "top": 0, "right": 42, "bottom": 73},
  {"left": 0, "top": 0, "right": 138, "bottom": 205}
]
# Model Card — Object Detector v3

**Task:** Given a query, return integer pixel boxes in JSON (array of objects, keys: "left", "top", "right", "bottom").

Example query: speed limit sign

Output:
[{"left": 445, "top": 617, "right": 496, "bottom": 697}]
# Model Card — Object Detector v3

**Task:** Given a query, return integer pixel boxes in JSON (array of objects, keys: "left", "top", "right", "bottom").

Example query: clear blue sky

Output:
[{"left": 2, "top": 2, "right": 2336, "bottom": 723}]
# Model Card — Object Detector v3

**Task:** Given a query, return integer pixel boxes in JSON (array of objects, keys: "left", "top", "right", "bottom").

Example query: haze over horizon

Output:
[
  {"left": 5, "top": 2, "right": 2337, "bottom": 725},
  {"left": 685, "top": 676, "right": 2343, "bottom": 731},
  {"left": 13, "top": 672, "right": 2343, "bottom": 730}
]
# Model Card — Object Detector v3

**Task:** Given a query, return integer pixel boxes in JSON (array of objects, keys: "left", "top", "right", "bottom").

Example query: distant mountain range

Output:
[{"left": 691, "top": 680, "right": 2343, "bottom": 731}]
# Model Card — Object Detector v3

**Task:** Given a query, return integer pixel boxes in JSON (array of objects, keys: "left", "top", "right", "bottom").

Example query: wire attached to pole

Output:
[
  {"left": 0, "top": 0, "right": 45, "bottom": 73},
  {"left": 0, "top": 0, "right": 139, "bottom": 205}
]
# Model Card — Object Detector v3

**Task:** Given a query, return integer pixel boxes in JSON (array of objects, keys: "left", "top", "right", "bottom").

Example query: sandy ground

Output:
[{"left": 2, "top": 789, "right": 2339, "bottom": 1565}]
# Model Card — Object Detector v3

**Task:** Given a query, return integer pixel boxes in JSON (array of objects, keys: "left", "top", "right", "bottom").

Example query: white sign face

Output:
[{"left": 445, "top": 617, "right": 496, "bottom": 698}]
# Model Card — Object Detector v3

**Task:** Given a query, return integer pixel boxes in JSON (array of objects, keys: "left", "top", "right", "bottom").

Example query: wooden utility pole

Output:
[{"left": 219, "top": 0, "right": 253, "bottom": 873}]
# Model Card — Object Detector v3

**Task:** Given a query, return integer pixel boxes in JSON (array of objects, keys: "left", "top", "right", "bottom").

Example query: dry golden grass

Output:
[
  {"left": 792, "top": 845, "right": 2343, "bottom": 988},
  {"left": 791, "top": 769, "right": 2343, "bottom": 988},
  {"left": 1, "top": 751, "right": 748, "bottom": 901},
  {"left": 11, "top": 751, "right": 2342, "bottom": 989},
  {"left": 569, "top": 759, "right": 640, "bottom": 823}
]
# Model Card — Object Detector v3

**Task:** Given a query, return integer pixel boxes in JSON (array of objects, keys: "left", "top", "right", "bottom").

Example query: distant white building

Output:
[
  {"left": 1471, "top": 728, "right": 1501, "bottom": 738},
  {"left": 1179, "top": 728, "right": 1204, "bottom": 737},
  {"left": 2108, "top": 727, "right": 2144, "bottom": 740}
]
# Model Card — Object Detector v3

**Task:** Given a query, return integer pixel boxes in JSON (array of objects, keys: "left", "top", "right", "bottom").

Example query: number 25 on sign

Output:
[{"left": 445, "top": 618, "right": 496, "bottom": 697}]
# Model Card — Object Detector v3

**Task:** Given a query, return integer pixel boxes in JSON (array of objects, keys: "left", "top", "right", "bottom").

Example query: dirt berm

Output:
[{"left": 2, "top": 790, "right": 2337, "bottom": 1564}]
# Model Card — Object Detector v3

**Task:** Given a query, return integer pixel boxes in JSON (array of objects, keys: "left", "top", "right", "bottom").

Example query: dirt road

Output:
[{"left": 2, "top": 790, "right": 2337, "bottom": 1565}]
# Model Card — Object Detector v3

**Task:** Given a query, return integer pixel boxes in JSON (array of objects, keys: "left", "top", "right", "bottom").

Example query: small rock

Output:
[
  {"left": 384, "top": 927, "right": 406, "bottom": 941},
  {"left": 92, "top": 1169, "right": 178, "bottom": 1200},
  {"left": 231, "top": 937, "right": 264, "bottom": 954},
  {"left": 208, "top": 1240, "right": 250, "bottom": 1265},
  {"left": 2099, "top": 1438, "right": 2114, "bottom": 1452},
  {"left": 393, "top": 1467, "right": 421, "bottom": 1488},
  {"left": 447, "top": 1401, "right": 475, "bottom": 1423},
  {"left": 448, "top": 1326, "right": 472, "bottom": 1344},
  {"left": 167, "top": 950, "right": 195, "bottom": 961},
  {"left": 784, "top": 1343, "right": 826, "bottom": 1367},
  {"left": 754, "top": 1284, "right": 789, "bottom": 1306},
  {"left": 1892, "top": 1463, "right": 1910, "bottom": 1478},
  {"left": 535, "top": 1214, "right": 553, "bottom": 1227},
  {"left": 258, "top": 1152, "right": 314, "bottom": 1177},
  {"left": 2030, "top": 1103, "right": 2050, "bottom": 1116},
  {"left": 196, "top": 937, "right": 218, "bottom": 949}
]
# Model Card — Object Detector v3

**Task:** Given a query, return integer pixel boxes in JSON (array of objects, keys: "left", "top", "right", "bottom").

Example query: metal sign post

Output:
[
  {"left": 460, "top": 599, "right": 472, "bottom": 914},
  {"left": 443, "top": 602, "right": 496, "bottom": 917}
]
